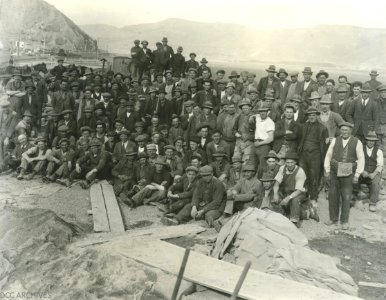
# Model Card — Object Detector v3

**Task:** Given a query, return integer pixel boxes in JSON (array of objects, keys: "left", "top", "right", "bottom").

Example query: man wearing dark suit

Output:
[
  {"left": 195, "top": 79, "right": 219, "bottom": 113},
  {"left": 156, "top": 88, "right": 176, "bottom": 126},
  {"left": 185, "top": 53, "right": 199, "bottom": 73},
  {"left": 332, "top": 85, "right": 351, "bottom": 121},
  {"left": 170, "top": 46, "right": 185, "bottom": 76},
  {"left": 274, "top": 68, "right": 291, "bottom": 106},
  {"left": 346, "top": 83, "right": 379, "bottom": 143},
  {"left": 118, "top": 100, "right": 139, "bottom": 133},
  {"left": 298, "top": 67, "right": 317, "bottom": 107},
  {"left": 50, "top": 58, "right": 66, "bottom": 77},
  {"left": 161, "top": 37, "right": 174, "bottom": 69},
  {"left": 206, "top": 130, "right": 231, "bottom": 163},
  {"left": 112, "top": 128, "right": 138, "bottom": 163},
  {"left": 273, "top": 103, "right": 301, "bottom": 153},
  {"left": 298, "top": 108, "right": 328, "bottom": 220},
  {"left": 257, "top": 65, "right": 280, "bottom": 99},
  {"left": 286, "top": 72, "right": 303, "bottom": 102},
  {"left": 18, "top": 84, "right": 40, "bottom": 126}
]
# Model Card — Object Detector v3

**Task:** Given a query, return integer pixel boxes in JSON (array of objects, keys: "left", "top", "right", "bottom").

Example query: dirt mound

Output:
[{"left": 0, "top": 208, "right": 162, "bottom": 299}]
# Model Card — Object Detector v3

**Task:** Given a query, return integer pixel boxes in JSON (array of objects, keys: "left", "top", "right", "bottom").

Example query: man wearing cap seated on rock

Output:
[
  {"left": 15, "top": 110, "right": 36, "bottom": 138},
  {"left": 111, "top": 151, "right": 138, "bottom": 198},
  {"left": 161, "top": 166, "right": 199, "bottom": 225},
  {"left": 257, "top": 150, "right": 280, "bottom": 180},
  {"left": 51, "top": 125, "right": 76, "bottom": 150},
  {"left": 298, "top": 107, "right": 328, "bottom": 219},
  {"left": 166, "top": 165, "right": 226, "bottom": 227},
  {"left": 210, "top": 150, "right": 231, "bottom": 184},
  {"left": 18, "top": 136, "right": 52, "bottom": 180},
  {"left": 163, "top": 145, "right": 183, "bottom": 178},
  {"left": 324, "top": 122, "right": 365, "bottom": 230},
  {"left": 272, "top": 151, "right": 307, "bottom": 228},
  {"left": 129, "top": 157, "right": 172, "bottom": 207},
  {"left": 112, "top": 128, "right": 138, "bottom": 164},
  {"left": 1, "top": 134, "right": 33, "bottom": 175},
  {"left": 58, "top": 109, "right": 77, "bottom": 137},
  {"left": 355, "top": 131, "right": 383, "bottom": 212},
  {"left": 68, "top": 138, "right": 109, "bottom": 189},
  {"left": 45, "top": 137, "right": 75, "bottom": 183},
  {"left": 226, "top": 163, "right": 262, "bottom": 213}
]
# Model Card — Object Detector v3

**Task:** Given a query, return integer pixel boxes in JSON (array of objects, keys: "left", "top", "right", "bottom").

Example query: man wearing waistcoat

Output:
[
  {"left": 324, "top": 122, "right": 365, "bottom": 230},
  {"left": 358, "top": 131, "right": 383, "bottom": 212}
]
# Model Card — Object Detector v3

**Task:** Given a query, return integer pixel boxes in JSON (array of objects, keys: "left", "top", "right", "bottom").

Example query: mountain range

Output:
[
  {"left": 0, "top": 0, "right": 96, "bottom": 52},
  {"left": 80, "top": 18, "right": 386, "bottom": 69}
]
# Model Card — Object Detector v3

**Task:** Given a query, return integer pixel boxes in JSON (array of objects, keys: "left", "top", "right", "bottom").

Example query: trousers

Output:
[
  {"left": 328, "top": 172, "right": 353, "bottom": 223},
  {"left": 299, "top": 150, "right": 322, "bottom": 201},
  {"left": 175, "top": 203, "right": 222, "bottom": 227}
]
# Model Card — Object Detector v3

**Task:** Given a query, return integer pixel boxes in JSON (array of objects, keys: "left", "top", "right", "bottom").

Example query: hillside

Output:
[
  {"left": 0, "top": 0, "right": 97, "bottom": 52},
  {"left": 81, "top": 18, "right": 386, "bottom": 68}
]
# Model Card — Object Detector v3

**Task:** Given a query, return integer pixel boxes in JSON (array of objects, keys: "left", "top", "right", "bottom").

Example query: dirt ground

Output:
[{"left": 1, "top": 173, "right": 386, "bottom": 299}]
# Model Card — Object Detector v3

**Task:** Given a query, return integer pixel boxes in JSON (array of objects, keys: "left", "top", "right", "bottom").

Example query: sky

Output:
[{"left": 45, "top": 0, "right": 386, "bottom": 30}]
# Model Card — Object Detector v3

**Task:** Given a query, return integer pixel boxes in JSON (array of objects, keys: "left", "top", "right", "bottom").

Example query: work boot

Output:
[
  {"left": 56, "top": 178, "right": 70, "bottom": 187},
  {"left": 213, "top": 219, "right": 223, "bottom": 232},
  {"left": 309, "top": 207, "right": 320, "bottom": 222},
  {"left": 25, "top": 172, "right": 35, "bottom": 180},
  {"left": 341, "top": 223, "right": 349, "bottom": 230},
  {"left": 325, "top": 220, "right": 338, "bottom": 226},
  {"left": 79, "top": 180, "right": 90, "bottom": 189},
  {"left": 47, "top": 174, "right": 56, "bottom": 182},
  {"left": 17, "top": 170, "right": 25, "bottom": 180},
  {"left": 369, "top": 204, "right": 377, "bottom": 212}
]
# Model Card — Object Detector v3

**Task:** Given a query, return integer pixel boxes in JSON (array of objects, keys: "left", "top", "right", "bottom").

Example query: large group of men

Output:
[{"left": 0, "top": 36, "right": 385, "bottom": 230}]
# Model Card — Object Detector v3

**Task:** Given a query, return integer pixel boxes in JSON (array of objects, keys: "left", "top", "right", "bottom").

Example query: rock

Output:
[
  {"left": 344, "top": 255, "right": 351, "bottom": 261},
  {"left": 367, "top": 262, "right": 372, "bottom": 266},
  {"left": 362, "top": 224, "right": 375, "bottom": 230}
]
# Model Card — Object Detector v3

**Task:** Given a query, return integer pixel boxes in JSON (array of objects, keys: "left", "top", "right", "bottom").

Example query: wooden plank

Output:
[
  {"left": 101, "top": 183, "right": 125, "bottom": 233},
  {"left": 89, "top": 183, "right": 110, "bottom": 232},
  {"left": 104, "top": 239, "right": 361, "bottom": 300},
  {"left": 358, "top": 281, "right": 386, "bottom": 289},
  {"left": 74, "top": 224, "right": 206, "bottom": 248}
]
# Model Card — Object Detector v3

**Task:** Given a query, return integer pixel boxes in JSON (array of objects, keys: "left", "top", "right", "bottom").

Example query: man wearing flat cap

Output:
[
  {"left": 171, "top": 165, "right": 226, "bottom": 227},
  {"left": 324, "top": 122, "right": 365, "bottom": 230}
]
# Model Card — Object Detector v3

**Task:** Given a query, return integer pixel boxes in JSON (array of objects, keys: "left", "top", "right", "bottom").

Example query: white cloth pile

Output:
[{"left": 211, "top": 208, "right": 358, "bottom": 296}]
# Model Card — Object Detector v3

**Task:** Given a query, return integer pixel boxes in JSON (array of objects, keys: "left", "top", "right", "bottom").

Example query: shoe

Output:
[
  {"left": 341, "top": 223, "right": 349, "bottom": 230},
  {"left": 369, "top": 204, "right": 377, "bottom": 212},
  {"left": 123, "top": 197, "right": 135, "bottom": 208},
  {"left": 161, "top": 217, "right": 179, "bottom": 226},
  {"left": 213, "top": 219, "right": 223, "bottom": 232},
  {"left": 25, "top": 173, "right": 35, "bottom": 180},
  {"left": 309, "top": 208, "right": 320, "bottom": 222},
  {"left": 292, "top": 220, "right": 302, "bottom": 228},
  {"left": 56, "top": 178, "right": 70, "bottom": 187},
  {"left": 79, "top": 180, "right": 89, "bottom": 189},
  {"left": 325, "top": 220, "right": 338, "bottom": 226},
  {"left": 17, "top": 173, "right": 24, "bottom": 180}
]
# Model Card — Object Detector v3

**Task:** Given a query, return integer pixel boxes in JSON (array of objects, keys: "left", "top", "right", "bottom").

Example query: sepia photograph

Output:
[{"left": 0, "top": 0, "right": 385, "bottom": 299}]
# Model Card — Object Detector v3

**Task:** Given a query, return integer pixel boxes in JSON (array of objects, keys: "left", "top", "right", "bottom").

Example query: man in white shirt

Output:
[
  {"left": 251, "top": 105, "right": 275, "bottom": 171},
  {"left": 324, "top": 122, "right": 365, "bottom": 230},
  {"left": 358, "top": 131, "right": 383, "bottom": 212}
]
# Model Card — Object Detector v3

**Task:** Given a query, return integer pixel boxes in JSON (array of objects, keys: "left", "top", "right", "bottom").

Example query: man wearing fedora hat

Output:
[
  {"left": 197, "top": 58, "right": 211, "bottom": 77},
  {"left": 221, "top": 82, "right": 242, "bottom": 108},
  {"left": 324, "top": 122, "right": 365, "bottom": 229},
  {"left": 210, "top": 150, "right": 231, "bottom": 183},
  {"left": 346, "top": 82, "right": 379, "bottom": 143},
  {"left": 319, "top": 95, "right": 345, "bottom": 143},
  {"left": 18, "top": 83, "right": 40, "bottom": 126},
  {"left": 228, "top": 71, "right": 243, "bottom": 96},
  {"left": 112, "top": 128, "right": 138, "bottom": 163},
  {"left": 15, "top": 110, "right": 36, "bottom": 138},
  {"left": 185, "top": 53, "right": 199, "bottom": 73},
  {"left": 206, "top": 129, "right": 231, "bottom": 163},
  {"left": 299, "top": 67, "right": 316, "bottom": 105},
  {"left": 364, "top": 70, "right": 382, "bottom": 100},
  {"left": 298, "top": 107, "right": 328, "bottom": 216},
  {"left": 273, "top": 151, "right": 307, "bottom": 227},
  {"left": 256, "top": 172, "right": 277, "bottom": 209},
  {"left": 257, "top": 150, "right": 280, "bottom": 179},
  {"left": 257, "top": 65, "right": 280, "bottom": 99},
  {"left": 161, "top": 37, "right": 174, "bottom": 67},
  {"left": 356, "top": 131, "right": 383, "bottom": 212},
  {"left": 275, "top": 68, "right": 291, "bottom": 106},
  {"left": 196, "top": 80, "right": 219, "bottom": 114}
]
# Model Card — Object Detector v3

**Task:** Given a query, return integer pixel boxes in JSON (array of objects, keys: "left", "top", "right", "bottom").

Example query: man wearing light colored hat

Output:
[
  {"left": 324, "top": 122, "right": 365, "bottom": 230},
  {"left": 356, "top": 131, "right": 383, "bottom": 212},
  {"left": 318, "top": 94, "right": 344, "bottom": 143},
  {"left": 257, "top": 65, "right": 280, "bottom": 98},
  {"left": 346, "top": 82, "right": 379, "bottom": 143}
]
